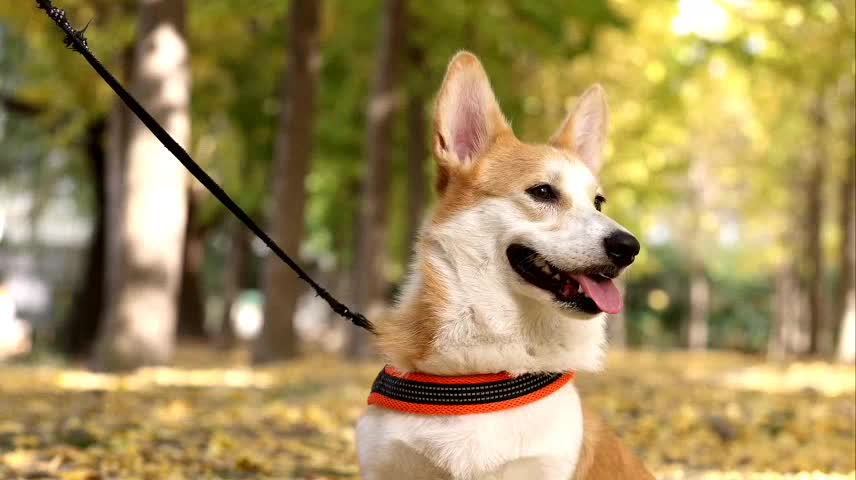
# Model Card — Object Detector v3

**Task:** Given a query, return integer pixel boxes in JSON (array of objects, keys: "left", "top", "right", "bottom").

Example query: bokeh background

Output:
[{"left": 0, "top": 0, "right": 853, "bottom": 479}]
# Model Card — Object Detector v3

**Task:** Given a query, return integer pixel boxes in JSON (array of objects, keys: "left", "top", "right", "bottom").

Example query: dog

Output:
[{"left": 356, "top": 51, "right": 653, "bottom": 480}]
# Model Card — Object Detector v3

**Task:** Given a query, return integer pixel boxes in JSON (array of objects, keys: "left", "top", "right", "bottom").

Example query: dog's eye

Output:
[
  {"left": 594, "top": 194, "right": 606, "bottom": 211},
  {"left": 526, "top": 184, "right": 558, "bottom": 202}
]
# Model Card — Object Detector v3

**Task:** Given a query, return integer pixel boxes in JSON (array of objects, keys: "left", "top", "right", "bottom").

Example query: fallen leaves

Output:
[
  {"left": 0, "top": 350, "right": 852, "bottom": 479},
  {"left": 578, "top": 351, "right": 855, "bottom": 477}
]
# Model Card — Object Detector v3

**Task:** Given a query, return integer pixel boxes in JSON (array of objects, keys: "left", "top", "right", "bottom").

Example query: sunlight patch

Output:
[{"left": 672, "top": 0, "right": 731, "bottom": 41}]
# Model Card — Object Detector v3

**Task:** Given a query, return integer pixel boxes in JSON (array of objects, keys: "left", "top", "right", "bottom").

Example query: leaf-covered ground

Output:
[{"left": 0, "top": 349, "right": 853, "bottom": 480}]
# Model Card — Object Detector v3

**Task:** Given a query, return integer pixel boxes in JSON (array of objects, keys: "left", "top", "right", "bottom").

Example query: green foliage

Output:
[{"left": 0, "top": 0, "right": 854, "bottom": 351}]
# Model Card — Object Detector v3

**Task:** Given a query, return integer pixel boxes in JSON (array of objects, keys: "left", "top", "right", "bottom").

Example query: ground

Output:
[{"left": 0, "top": 348, "right": 853, "bottom": 480}]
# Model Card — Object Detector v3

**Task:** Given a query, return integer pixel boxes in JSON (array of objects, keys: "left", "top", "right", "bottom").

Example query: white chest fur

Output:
[{"left": 356, "top": 381, "right": 584, "bottom": 480}]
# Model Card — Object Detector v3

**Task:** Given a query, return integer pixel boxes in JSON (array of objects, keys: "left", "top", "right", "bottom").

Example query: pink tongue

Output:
[{"left": 571, "top": 275, "right": 623, "bottom": 314}]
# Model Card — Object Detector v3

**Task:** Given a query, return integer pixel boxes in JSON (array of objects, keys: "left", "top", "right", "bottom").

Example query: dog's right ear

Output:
[
  {"left": 433, "top": 52, "right": 510, "bottom": 193},
  {"left": 550, "top": 85, "right": 609, "bottom": 176}
]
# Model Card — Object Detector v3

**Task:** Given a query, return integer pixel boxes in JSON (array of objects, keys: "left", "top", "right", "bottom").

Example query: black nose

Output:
[{"left": 604, "top": 231, "right": 640, "bottom": 267}]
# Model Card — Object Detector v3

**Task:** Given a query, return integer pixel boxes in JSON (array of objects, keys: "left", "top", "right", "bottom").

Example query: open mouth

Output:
[{"left": 506, "top": 244, "right": 623, "bottom": 315}]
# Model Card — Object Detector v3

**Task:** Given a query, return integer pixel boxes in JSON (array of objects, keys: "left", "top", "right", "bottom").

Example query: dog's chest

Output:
[{"left": 356, "top": 382, "right": 584, "bottom": 479}]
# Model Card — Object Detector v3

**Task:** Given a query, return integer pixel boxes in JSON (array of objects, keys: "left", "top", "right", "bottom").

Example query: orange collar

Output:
[{"left": 367, "top": 366, "right": 575, "bottom": 416}]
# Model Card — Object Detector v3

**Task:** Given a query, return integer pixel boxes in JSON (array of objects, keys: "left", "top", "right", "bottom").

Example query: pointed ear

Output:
[
  {"left": 433, "top": 52, "right": 510, "bottom": 191},
  {"left": 551, "top": 84, "right": 609, "bottom": 175}
]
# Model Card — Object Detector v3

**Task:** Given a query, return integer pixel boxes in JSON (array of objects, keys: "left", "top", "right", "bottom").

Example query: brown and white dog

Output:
[{"left": 356, "top": 52, "right": 653, "bottom": 480}]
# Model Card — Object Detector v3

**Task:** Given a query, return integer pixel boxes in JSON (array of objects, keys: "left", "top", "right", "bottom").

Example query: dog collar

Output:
[{"left": 367, "top": 366, "right": 574, "bottom": 416}]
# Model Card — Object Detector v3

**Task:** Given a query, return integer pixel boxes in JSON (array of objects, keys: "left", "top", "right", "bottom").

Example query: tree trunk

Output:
[
  {"left": 253, "top": 0, "right": 322, "bottom": 364},
  {"left": 93, "top": 0, "right": 190, "bottom": 371},
  {"left": 337, "top": 180, "right": 362, "bottom": 355},
  {"left": 686, "top": 156, "right": 710, "bottom": 351},
  {"left": 769, "top": 263, "right": 809, "bottom": 360},
  {"left": 177, "top": 184, "right": 207, "bottom": 339},
  {"left": 805, "top": 96, "right": 830, "bottom": 356},
  {"left": 607, "top": 278, "right": 627, "bottom": 349},
  {"left": 98, "top": 73, "right": 132, "bottom": 367},
  {"left": 687, "top": 260, "right": 710, "bottom": 351},
  {"left": 836, "top": 114, "right": 855, "bottom": 363},
  {"left": 768, "top": 166, "right": 814, "bottom": 361},
  {"left": 62, "top": 118, "right": 107, "bottom": 359},
  {"left": 404, "top": 45, "right": 427, "bottom": 266},
  {"left": 348, "top": 0, "right": 408, "bottom": 358},
  {"left": 217, "top": 221, "right": 252, "bottom": 348}
]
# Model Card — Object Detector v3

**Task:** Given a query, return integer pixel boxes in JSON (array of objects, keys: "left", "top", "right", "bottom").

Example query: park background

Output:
[{"left": 0, "top": 0, "right": 854, "bottom": 478}]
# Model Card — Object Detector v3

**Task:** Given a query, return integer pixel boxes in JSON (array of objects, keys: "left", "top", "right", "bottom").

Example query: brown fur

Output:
[
  {"left": 433, "top": 136, "right": 590, "bottom": 225},
  {"left": 573, "top": 406, "right": 654, "bottom": 479},
  {"left": 430, "top": 52, "right": 597, "bottom": 225},
  {"left": 373, "top": 245, "right": 446, "bottom": 368}
]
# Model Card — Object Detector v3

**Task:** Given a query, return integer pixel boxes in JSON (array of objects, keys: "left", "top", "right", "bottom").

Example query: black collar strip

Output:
[{"left": 370, "top": 369, "right": 567, "bottom": 405}]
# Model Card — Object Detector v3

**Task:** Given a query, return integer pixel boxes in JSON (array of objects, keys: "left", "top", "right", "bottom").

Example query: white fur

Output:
[
  {"left": 387, "top": 155, "right": 621, "bottom": 376},
  {"left": 357, "top": 381, "right": 584, "bottom": 480}
]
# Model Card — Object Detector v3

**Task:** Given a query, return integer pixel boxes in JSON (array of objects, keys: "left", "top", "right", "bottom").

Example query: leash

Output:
[{"left": 34, "top": 0, "right": 374, "bottom": 333}]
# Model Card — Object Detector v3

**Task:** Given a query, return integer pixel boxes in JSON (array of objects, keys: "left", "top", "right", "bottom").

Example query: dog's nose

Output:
[{"left": 604, "top": 231, "right": 640, "bottom": 267}]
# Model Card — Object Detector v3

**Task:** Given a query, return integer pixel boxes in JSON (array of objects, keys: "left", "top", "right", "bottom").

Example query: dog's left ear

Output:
[
  {"left": 433, "top": 52, "right": 511, "bottom": 193},
  {"left": 551, "top": 85, "right": 609, "bottom": 175}
]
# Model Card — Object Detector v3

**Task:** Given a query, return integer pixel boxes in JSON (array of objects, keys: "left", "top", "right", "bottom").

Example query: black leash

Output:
[{"left": 34, "top": 0, "right": 374, "bottom": 333}]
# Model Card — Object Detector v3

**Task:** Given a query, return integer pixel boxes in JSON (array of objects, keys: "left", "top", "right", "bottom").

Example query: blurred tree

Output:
[
  {"left": 94, "top": 0, "right": 190, "bottom": 371},
  {"left": 186, "top": 0, "right": 288, "bottom": 351},
  {"left": 177, "top": 182, "right": 209, "bottom": 339},
  {"left": 607, "top": 279, "right": 627, "bottom": 349},
  {"left": 404, "top": 41, "right": 428, "bottom": 267},
  {"left": 753, "top": 0, "right": 854, "bottom": 359},
  {"left": 217, "top": 220, "right": 252, "bottom": 348},
  {"left": 349, "top": 0, "right": 408, "bottom": 358},
  {"left": 62, "top": 117, "right": 106, "bottom": 358},
  {"left": 686, "top": 152, "right": 712, "bottom": 351},
  {"left": 836, "top": 102, "right": 855, "bottom": 363},
  {"left": 804, "top": 95, "right": 831, "bottom": 356},
  {"left": 254, "top": 0, "right": 322, "bottom": 363},
  {"left": 67, "top": 41, "right": 135, "bottom": 358},
  {"left": 1, "top": 0, "right": 853, "bottom": 360},
  {"left": 769, "top": 263, "right": 807, "bottom": 360},
  {"left": 99, "top": 51, "right": 134, "bottom": 360},
  {"left": 0, "top": 2, "right": 135, "bottom": 358}
]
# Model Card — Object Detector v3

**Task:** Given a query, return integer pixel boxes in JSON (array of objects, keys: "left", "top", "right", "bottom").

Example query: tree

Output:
[
  {"left": 254, "top": 0, "right": 322, "bottom": 363},
  {"left": 404, "top": 43, "right": 428, "bottom": 266},
  {"left": 217, "top": 220, "right": 253, "bottom": 348},
  {"left": 804, "top": 94, "right": 831, "bottom": 356},
  {"left": 686, "top": 153, "right": 711, "bottom": 351},
  {"left": 62, "top": 117, "right": 107, "bottom": 358},
  {"left": 837, "top": 107, "right": 855, "bottom": 363},
  {"left": 607, "top": 279, "right": 627, "bottom": 349},
  {"left": 177, "top": 182, "right": 208, "bottom": 339},
  {"left": 349, "top": 0, "right": 408, "bottom": 357},
  {"left": 94, "top": 0, "right": 190, "bottom": 371},
  {"left": 769, "top": 262, "right": 809, "bottom": 360}
]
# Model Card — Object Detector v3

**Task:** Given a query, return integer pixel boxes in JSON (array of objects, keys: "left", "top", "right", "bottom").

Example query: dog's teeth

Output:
[
  {"left": 577, "top": 284, "right": 584, "bottom": 293},
  {"left": 553, "top": 274, "right": 561, "bottom": 281},
  {"left": 541, "top": 266, "right": 551, "bottom": 274},
  {"left": 534, "top": 258, "right": 546, "bottom": 267}
]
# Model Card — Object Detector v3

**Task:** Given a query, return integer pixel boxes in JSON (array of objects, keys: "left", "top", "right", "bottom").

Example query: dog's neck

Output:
[{"left": 379, "top": 213, "right": 608, "bottom": 377}]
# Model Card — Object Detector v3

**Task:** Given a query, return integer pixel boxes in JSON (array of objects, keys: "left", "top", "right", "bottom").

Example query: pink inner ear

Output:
[
  {"left": 573, "top": 111, "right": 604, "bottom": 173},
  {"left": 452, "top": 92, "right": 486, "bottom": 163}
]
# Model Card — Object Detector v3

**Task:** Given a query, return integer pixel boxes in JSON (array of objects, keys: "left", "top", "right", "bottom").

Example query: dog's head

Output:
[{"left": 383, "top": 52, "right": 640, "bottom": 374}]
